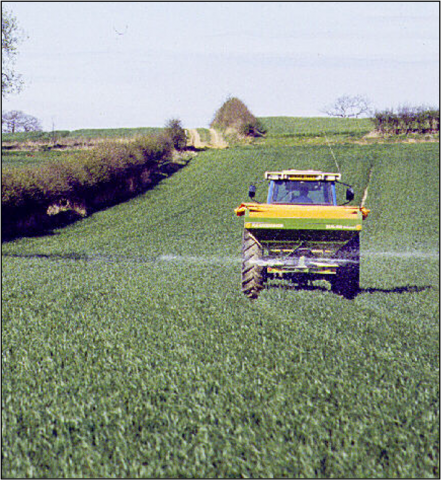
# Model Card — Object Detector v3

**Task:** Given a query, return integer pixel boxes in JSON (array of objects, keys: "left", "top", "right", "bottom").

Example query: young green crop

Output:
[
  {"left": 260, "top": 116, "right": 374, "bottom": 142},
  {"left": 1, "top": 127, "right": 162, "bottom": 144},
  {"left": 1, "top": 150, "right": 77, "bottom": 169},
  {"left": 2, "top": 120, "right": 439, "bottom": 478}
]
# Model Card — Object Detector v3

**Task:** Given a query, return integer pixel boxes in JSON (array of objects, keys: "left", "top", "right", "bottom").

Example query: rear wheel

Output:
[
  {"left": 241, "top": 229, "right": 265, "bottom": 299},
  {"left": 331, "top": 234, "right": 360, "bottom": 299}
]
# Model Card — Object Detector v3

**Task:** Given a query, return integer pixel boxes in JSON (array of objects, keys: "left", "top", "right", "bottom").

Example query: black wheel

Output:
[
  {"left": 331, "top": 234, "right": 360, "bottom": 299},
  {"left": 241, "top": 229, "right": 265, "bottom": 299}
]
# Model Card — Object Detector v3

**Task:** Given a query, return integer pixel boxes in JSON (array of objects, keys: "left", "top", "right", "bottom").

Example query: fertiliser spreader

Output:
[{"left": 235, "top": 170, "right": 370, "bottom": 299}]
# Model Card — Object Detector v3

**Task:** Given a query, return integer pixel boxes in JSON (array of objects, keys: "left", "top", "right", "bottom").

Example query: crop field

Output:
[
  {"left": 260, "top": 116, "right": 373, "bottom": 137},
  {"left": 196, "top": 128, "right": 211, "bottom": 144},
  {"left": 1, "top": 118, "right": 439, "bottom": 477},
  {"left": 1, "top": 150, "right": 83, "bottom": 170},
  {"left": 2, "top": 127, "right": 162, "bottom": 144},
  {"left": 259, "top": 117, "right": 374, "bottom": 146},
  {"left": 1, "top": 127, "right": 164, "bottom": 170}
]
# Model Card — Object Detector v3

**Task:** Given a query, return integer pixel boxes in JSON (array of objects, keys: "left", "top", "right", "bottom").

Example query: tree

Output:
[
  {"left": 164, "top": 118, "right": 187, "bottom": 151},
  {"left": 2, "top": 110, "right": 42, "bottom": 133},
  {"left": 210, "top": 96, "right": 266, "bottom": 137},
  {"left": 322, "top": 95, "right": 372, "bottom": 118},
  {"left": 2, "top": 7, "right": 24, "bottom": 97}
]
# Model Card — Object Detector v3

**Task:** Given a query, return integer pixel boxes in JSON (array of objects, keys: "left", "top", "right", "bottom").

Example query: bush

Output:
[
  {"left": 164, "top": 118, "right": 187, "bottom": 151},
  {"left": 210, "top": 97, "right": 266, "bottom": 137}
]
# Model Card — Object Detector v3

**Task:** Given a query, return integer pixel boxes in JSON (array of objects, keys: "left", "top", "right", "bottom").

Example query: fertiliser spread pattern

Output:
[
  {"left": 2, "top": 135, "right": 439, "bottom": 478},
  {"left": 363, "top": 250, "right": 439, "bottom": 258}
]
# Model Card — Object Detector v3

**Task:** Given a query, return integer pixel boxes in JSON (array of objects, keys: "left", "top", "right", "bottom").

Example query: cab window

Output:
[{"left": 268, "top": 180, "right": 335, "bottom": 205}]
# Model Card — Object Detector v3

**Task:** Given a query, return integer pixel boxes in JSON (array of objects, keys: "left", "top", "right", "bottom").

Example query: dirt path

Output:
[
  {"left": 186, "top": 129, "right": 205, "bottom": 149},
  {"left": 186, "top": 128, "right": 228, "bottom": 149},
  {"left": 208, "top": 128, "right": 228, "bottom": 149}
]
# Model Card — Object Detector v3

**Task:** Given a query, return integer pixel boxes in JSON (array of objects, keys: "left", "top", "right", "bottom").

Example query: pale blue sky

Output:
[{"left": 2, "top": 2, "right": 439, "bottom": 130}]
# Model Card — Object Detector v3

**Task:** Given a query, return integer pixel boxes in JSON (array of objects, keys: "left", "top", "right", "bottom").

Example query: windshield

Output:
[{"left": 268, "top": 180, "right": 335, "bottom": 205}]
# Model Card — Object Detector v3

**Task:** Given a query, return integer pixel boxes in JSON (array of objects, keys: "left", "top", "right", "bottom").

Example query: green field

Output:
[
  {"left": 2, "top": 118, "right": 439, "bottom": 477},
  {"left": 259, "top": 116, "right": 374, "bottom": 146},
  {"left": 2, "top": 127, "right": 163, "bottom": 144},
  {"left": 1, "top": 127, "right": 164, "bottom": 170},
  {"left": 260, "top": 116, "right": 373, "bottom": 137},
  {"left": 1, "top": 150, "right": 83, "bottom": 169}
]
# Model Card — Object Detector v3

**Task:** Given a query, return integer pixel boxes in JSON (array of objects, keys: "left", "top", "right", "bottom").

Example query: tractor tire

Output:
[
  {"left": 241, "top": 229, "right": 265, "bottom": 299},
  {"left": 331, "top": 234, "right": 360, "bottom": 299}
]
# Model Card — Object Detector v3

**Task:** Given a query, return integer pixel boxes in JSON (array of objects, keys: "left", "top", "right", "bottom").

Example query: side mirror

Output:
[
  {"left": 346, "top": 187, "right": 355, "bottom": 202},
  {"left": 248, "top": 185, "right": 256, "bottom": 199}
]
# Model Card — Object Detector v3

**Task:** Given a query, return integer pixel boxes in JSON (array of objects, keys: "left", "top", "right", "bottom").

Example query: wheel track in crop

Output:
[
  {"left": 361, "top": 165, "right": 374, "bottom": 207},
  {"left": 186, "top": 128, "right": 228, "bottom": 149}
]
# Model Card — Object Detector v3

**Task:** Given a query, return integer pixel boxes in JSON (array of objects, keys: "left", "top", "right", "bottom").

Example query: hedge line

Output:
[
  {"left": 2, "top": 134, "right": 175, "bottom": 240},
  {"left": 373, "top": 107, "right": 440, "bottom": 134},
  {"left": 1, "top": 127, "right": 164, "bottom": 143}
]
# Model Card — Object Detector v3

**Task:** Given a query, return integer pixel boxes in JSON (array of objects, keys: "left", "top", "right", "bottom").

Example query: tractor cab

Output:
[
  {"left": 248, "top": 170, "right": 354, "bottom": 205},
  {"left": 267, "top": 180, "right": 336, "bottom": 205}
]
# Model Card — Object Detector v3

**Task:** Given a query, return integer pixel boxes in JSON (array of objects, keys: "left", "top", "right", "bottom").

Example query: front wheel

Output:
[{"left": 241, "top": 229, "right": 265, "bottom": 299}]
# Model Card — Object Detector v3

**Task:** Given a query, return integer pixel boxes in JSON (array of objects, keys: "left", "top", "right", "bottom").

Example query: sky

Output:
[{"left": 2, "top": 1, "right": 439, "bottom": 131}]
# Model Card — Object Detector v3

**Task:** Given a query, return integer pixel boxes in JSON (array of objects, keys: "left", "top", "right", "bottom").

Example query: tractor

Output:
[{"left": 235, "top": 170, "right": 370, "bottom": 299}]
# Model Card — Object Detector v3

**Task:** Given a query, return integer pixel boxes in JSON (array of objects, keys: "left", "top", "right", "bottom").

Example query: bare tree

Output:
[
  {"left": 2, "top": 110, "right": 42, "bottom": 133},
  {"left": 322, "top": 95, "right": 373, "bottom": 118},
  {"left": 2, "top": 8, "right": 24, "bottom": 97}
]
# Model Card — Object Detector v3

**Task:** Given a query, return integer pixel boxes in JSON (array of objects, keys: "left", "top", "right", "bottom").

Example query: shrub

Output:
[
  {"left": 164, "top": 118, "right": 187, "bottom": 151},
  {"left": 210, "top": 97, "right": 266, "bottom": 137}
]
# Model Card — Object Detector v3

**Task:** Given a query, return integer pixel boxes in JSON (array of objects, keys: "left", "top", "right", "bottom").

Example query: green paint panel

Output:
[{"left": 245, "top": 215, "right": 362, "bottom": 231}]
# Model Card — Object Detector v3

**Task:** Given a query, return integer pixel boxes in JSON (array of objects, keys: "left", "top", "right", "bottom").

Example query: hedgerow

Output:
[
  {"left": 373, "top": 107, "right": 439, "bottom": 134},
  {"left": 1, "top": 134, "right": 174, "bottom": 239}
]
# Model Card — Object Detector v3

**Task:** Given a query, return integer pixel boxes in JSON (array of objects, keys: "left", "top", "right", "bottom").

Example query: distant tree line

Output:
[
  {"left": 2, "top": 110, "right": 42, "bottom": 133},
  {"left": 373, "top": 106, "right": 440, "bottom": 134},
  {"left": 323, "top": 96, "right": 439, "bottom": 135}
]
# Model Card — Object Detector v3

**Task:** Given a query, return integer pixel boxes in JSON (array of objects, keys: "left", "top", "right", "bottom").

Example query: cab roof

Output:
[{"left": 264, "top": 169, "right": 341, "bottom": 181}]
